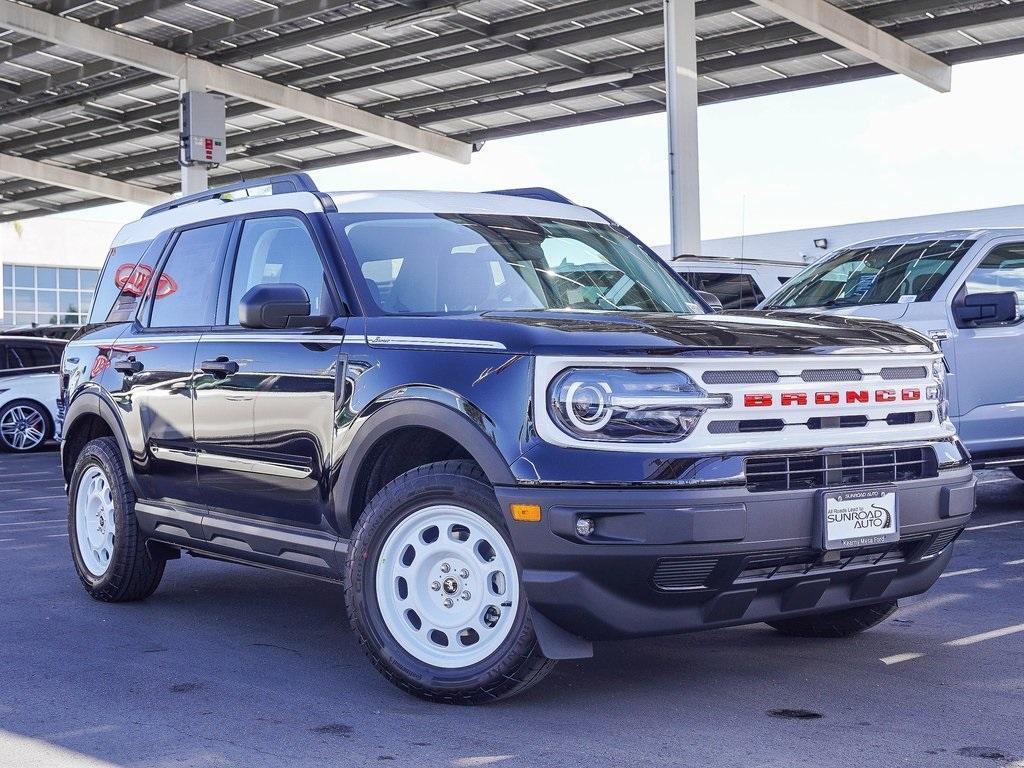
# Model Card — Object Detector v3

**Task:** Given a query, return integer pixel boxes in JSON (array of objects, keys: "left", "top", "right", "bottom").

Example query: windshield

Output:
[
  {"left": 765, "top": 238, "right": 975, "bottom": 309},
  {"left": 335, "top": 214, "right": 703, "bottom": 315}
]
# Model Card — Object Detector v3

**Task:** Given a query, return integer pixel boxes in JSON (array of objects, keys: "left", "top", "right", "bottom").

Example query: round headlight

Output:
[{"left": 548, "top": 367, "right": 722, "bottom": 443}]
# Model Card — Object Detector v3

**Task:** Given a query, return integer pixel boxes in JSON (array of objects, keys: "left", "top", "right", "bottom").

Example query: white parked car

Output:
[{"left": 0, "top": 336, "right": 65, "bottom": 452}]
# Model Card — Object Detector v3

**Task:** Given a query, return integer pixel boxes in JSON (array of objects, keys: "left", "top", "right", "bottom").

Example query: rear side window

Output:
[
  {"left": 90, "top": 239, "right": 155, "bottom": 324},
  {"left": 149, "top": 224, "right": 230, "bottom": 328},
  {"left": 5, "top": 343, "right": 54, "bottom": 368},
  {"left": 681, "top": 271, "right": 765, "bottom": 310},
  {"left": 227, "top": 216, "right": 335, "bottom": 325}
]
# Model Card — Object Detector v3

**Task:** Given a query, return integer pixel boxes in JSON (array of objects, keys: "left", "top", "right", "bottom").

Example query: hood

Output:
[
  {"left": 363, "top": 309, "right": 936, "bottom": 357},
  {"left": 766, "top": 303, "right": 912, "bottom": 323}
]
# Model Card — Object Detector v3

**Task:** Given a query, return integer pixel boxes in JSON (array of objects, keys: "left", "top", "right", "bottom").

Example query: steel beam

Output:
[
  {"left": 0, "top": 153, "right": 169, "bottom": 204},
  {"left": 750, "top": 0, "right": 950, "bottom": 91},
  {"left": 0, "top": 0, "right": 472, "bottom": 164}
]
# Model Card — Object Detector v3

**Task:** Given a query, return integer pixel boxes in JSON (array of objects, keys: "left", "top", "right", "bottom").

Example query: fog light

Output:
[{"left": 575, "top": 517, "right": 595, "bottom": 537}]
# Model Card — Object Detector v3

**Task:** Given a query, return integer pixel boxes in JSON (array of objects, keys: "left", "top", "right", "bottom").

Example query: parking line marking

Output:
[
  {"left": 7, "top": 495, "right": 65, "bottom": 502},
  {"left": 880, "top": 653, "right": 924, "bottom": 665},
  {"left": 0, "top": 538, "right": 12, "bottom": 543},
  {"left": 940, "top": 568, "right": 986, "bottom": 578},
  {"left": 944, "top": 623, "right": 1024, "bottom": 647},
  {"left": 0, "top": 478, "right": 64, "bottom": 485},
  {"left": 0, "top": 508, "right": 51, "bottom": 515},
  {"left": 977, "top": 477, "right": 1014, "bottom": 485},
  {"left": 45, "top": 533, "right": 68, "bottom": 538},
  {"left": 1004, "top": 558, "right": 1024, "bottom": 566},
  {"left": 965, "top": 520, "right": 1023, "bottom": 531},
  {"left": 0, "top": 519, "right": 64, "bottom": 527}
]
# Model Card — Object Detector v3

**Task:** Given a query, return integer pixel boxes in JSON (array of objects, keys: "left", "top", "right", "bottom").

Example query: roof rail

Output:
[
  {"left": 142, "top": 172, "right": 332, "bottom": 218},
  {"left": 485, "top": 187, "right": 574, "bottom": 205}
]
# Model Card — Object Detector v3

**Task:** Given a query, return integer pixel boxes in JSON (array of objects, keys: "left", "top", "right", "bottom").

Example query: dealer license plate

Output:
[{"left": 821, "top": 487, "right": 899, "bottom": 551}]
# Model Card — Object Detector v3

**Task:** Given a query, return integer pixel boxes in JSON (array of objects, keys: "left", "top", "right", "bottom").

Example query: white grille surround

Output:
[{"left": 533, "top": 353, "right": 953, "bottom": 454}]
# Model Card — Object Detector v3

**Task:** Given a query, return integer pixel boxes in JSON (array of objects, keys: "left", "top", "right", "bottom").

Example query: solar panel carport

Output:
[{"left": 0, "top": 0, "right": 1023, "bottom": 254}]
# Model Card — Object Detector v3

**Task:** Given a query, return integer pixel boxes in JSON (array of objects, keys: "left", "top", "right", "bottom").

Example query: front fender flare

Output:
[
  {"left": 332, "top": 397, "right": 517, "bottom": 537},
  {"left": 61, "top": 388, "right": 138, "bottom": 494}
]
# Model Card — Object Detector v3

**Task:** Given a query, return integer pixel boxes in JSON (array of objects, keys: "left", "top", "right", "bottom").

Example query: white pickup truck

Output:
[{"left": 761, "top": 229, "right": 1024, "bottom": 476}]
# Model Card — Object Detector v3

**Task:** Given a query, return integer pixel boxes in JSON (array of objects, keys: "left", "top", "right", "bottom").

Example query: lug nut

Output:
[
  {"left": 430, "top": 581, "right": 441, "bottom": 592},
  {"left": 459, "top": 569, "right": 469, "bottom": 579},
  {"left": 461, "top": 591, "right": 471, "bottom": 601},
  {"left": 440, "top": 563, "right": 451, "bottom": 573},
  {"left": 443, "top": 598, "right": 454, "bottom": 608}
]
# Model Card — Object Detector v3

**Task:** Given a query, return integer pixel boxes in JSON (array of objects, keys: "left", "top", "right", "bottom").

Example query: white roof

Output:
[
  {"left": 113, "top": 189, "right": 604, "bottom": 247},
  {"left": 327, "top": 190, "right": 604, "bottom": 223}
]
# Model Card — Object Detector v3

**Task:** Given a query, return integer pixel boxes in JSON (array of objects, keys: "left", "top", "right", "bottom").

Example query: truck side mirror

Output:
[
  {"left": 239, "top": 283, "right": 329, "bottom": 329},
  {"left": 696, "top": 290, "right": 724, "bottom": 313},
  {"left": 953, "top": 291, "right": 1018, "bottom": 328}
]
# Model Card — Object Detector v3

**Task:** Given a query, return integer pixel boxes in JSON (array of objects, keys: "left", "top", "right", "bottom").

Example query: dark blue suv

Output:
[{"left": 60, "top": 175, "right": 974, "bottom": 703}]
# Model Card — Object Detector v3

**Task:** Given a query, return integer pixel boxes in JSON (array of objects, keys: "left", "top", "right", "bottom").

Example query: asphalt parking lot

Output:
[{"left": 0, "top": 449, "right": 1022, "bottom": 768}]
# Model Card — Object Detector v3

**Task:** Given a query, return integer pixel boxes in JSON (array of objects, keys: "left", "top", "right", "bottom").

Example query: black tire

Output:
[
  {"left": 766, "top": 600, "right": 899, "bottom": 638},
  {"left": 1011, "top": 467, "right": 1024, "bottom": 482},
  {"left": 68, "top": 437, "right": 165, "bottom": 602},
  {"left": 345, "top": 460, "right": 555, "bottom": 704},
  {"left": 0, "top": 399, "right": 53, "bottom": 453}
]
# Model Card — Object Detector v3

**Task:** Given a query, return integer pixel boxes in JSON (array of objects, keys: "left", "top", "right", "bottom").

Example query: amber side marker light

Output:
[{"left": 510, "top": 504, "right": 542, "bottom": 522}]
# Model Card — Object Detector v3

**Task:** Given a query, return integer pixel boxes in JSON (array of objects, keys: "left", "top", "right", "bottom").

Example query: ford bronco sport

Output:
[{"left": 61, "top": 174, "right": 975, "bottom": 703}]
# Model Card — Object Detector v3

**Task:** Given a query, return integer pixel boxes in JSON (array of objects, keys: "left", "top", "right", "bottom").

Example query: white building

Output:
[
  {"left": 668, "top": 203, "right": 1024, "bottom": 265},
  {"left": 0, "top": 217, "right": 118, "bottom": 329}
]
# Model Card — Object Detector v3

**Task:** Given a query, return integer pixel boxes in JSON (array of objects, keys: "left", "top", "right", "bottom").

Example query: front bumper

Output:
[{"left": 495, "top": 466, "right": 975, "bottom": 641}]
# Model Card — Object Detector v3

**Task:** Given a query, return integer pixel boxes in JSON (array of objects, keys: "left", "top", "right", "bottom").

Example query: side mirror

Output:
[
  {"left": 696, "top": 290, "right": 724, "bottom": 313},
  {"left": 239, "top": 283, "right": 329, "bottom": 329},
  {"left": 953, "top": 291, "right": 1018, "bottom": 328}
]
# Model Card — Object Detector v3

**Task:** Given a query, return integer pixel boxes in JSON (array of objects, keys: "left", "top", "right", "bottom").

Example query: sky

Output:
[{"left": 68, "top": 52, "right": 1024, "bottom": 247}]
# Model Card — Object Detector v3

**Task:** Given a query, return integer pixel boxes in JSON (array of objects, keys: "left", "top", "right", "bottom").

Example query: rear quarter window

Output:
[{"left": 89, "top": 238, "right": 157, "bottom": 324}]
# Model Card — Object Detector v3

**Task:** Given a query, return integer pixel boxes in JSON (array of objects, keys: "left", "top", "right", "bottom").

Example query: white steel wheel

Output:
[
  {"left": 375, "top": 504, "right": 520, "bottom": 669},
  {"left": 75, "top": 465, "right": 117, "bottom": 577},
  {"left": 0, "top": 403, "right": 47, "bottom": 451}
]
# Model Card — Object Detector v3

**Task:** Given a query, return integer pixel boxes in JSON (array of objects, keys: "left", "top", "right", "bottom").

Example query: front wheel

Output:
[
  {"left": 766, "top": 600, "right": 898, "bottom": 638},
  {"left": 345, "top": 460, "right": 554, "bottom": 704}
]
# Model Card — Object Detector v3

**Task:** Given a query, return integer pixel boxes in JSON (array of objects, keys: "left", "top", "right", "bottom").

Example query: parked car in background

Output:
[
  {"left": 668, "top": 255, "right": 801, "bottom": 310},
  {"left": 0, "top": 336, "right": 65, "bottom": 452},
  {"left": 60, "top": 175, "right": 973, "bottom": 703},
  {"left": 761, "top": 229, "right": 1024, "bottom": 477}
]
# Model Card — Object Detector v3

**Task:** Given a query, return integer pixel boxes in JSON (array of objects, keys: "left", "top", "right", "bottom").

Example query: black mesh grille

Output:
[
  {"left": 881, "top": 366, "right": 928, "bottom": 380},
  {"left": 652, "top": 557, "right": 719, "bottom": 590},
  {"left": 702, "top": 370, "right": 779, "bottom": 385},
  {"left": 745, "top": 447, "right": 937, "bottom": 493},
  {"left": 923, "top": 527, "right": 962, "bottom": 558},
  {"left": 708, "top": 419, "right": 785, "bottom": 434},
  {"left": 801, "top": 368, "right": 862, "bottom": 382}
]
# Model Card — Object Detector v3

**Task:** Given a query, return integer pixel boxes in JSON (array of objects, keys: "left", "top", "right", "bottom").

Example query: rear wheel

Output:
[
  {"left": 69, "top": 437, "right": 165, "bottom": 602},
  {"left": 766, "top": 600, "right": 898, "bottom": 638},
  {"left": 345, "top": 460, "right": 554, "bottom": 704},
  {"left": 0, "top": 399, "right": 52, "bottom": 452}
]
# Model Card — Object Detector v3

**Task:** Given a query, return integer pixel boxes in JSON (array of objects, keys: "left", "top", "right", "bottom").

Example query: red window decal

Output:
[{"left": 114, "top": 263, "right": 177, "bottom": 299}]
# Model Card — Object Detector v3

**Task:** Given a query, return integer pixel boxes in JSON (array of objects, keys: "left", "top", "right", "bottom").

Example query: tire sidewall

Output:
[
  {"left": 68, "top": 441, "right": 131, "bottom": 590},
  {"left": 349, "top": 470, "right": 535, "bottom": 696},
  {"left": 0, "top": 399, "right": 52, "bottom": 453}
]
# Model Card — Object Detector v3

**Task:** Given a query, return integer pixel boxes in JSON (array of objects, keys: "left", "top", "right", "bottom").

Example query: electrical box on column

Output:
[{"left": 180, "top": 91, "right": 226, "bottom": 167}]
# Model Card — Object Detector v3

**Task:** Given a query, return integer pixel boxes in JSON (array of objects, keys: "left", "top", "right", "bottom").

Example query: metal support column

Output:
[{"left": 664, "top": 0, "right": 701, "bottom": 257}]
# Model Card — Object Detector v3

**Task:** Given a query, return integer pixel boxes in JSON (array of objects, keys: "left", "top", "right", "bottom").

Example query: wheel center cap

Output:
[{"left": 442, "top": 577, "right": 459, "bottom": 595}]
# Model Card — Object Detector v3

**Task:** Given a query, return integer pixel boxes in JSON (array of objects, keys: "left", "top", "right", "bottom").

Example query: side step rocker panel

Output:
[{"left": 135, "top": 501, "right": 347, "bottom": 582}]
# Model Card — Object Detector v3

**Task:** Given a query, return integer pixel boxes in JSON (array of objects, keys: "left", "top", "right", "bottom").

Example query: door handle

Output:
[
  {"left": 113, "top": 357, "right": 143, "bottom": 375},
  {"left": 200, "top": 357, "right": 239, "bottom": 378}
]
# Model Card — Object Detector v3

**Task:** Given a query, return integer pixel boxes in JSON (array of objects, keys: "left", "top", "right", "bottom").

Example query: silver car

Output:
[{"left": 760, "top": 229, "right": 1024, "bottom": 477}]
